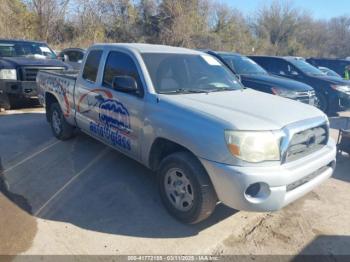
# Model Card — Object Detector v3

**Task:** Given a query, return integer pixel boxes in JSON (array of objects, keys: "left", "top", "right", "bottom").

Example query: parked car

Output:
[
  {"left": 306, "top": 58, "right": 350, "bottom": 79},
  {"left": 0, "top": 39, "right": 70, "bottom": 110},
  {"left": 37, "top": 43, "right": 336, "bottom": 224},
  {"left": 318, "top": 66, "right": 342, "bottom": 79},
  {"left": 58, "top": 48, "right": 86, "bottom": 70},
  {"left": 249, "top": 56, "right": 350, "bottom": 114},
  {"left": 206, "top": 51, "right": 316, "bottom": 105}
]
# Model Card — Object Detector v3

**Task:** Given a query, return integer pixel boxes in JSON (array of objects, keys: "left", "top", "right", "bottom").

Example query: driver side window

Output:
[
  {"left": 286, "top": 64, "right": 300, "bottom": 77},
  {"left": 272, "top": 60, "right": 289, "bottom": 76},
  {"left": 102, "top": 51, "right": 143, "bottom": 94}
]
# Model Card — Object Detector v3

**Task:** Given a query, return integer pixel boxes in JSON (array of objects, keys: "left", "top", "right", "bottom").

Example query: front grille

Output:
[
  {"left": 21, "top": 67, "right": 65, "bottom": 81},
  {"left": 296, "top": 90, "right": 316, "bottom": 97},
  {"left": 285, "top": 124, "right": 328, "bottom": 163},
  {"left": 295, "top": 90, "right": 316, "bottom": 104}
]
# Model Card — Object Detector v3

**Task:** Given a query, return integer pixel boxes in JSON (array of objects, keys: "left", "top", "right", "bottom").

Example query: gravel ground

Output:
[{"left": 0, "top": 107, "right": 349, "bottom": 257}]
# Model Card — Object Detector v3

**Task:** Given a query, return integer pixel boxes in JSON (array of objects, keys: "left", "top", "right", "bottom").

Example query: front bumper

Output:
[
  {"left": 0, "top": 80, "right": 38, "bottom": 98},
  {"left": 200, "top": 139, "right": 336, "bottom": 212}
]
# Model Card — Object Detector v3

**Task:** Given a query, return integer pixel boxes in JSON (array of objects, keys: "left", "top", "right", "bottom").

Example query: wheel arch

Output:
[
  {"left": 148, "top": 137, "right": 198, "bottom": 171},
  {"left": 45, "top": 92, "right": 59, "bottom": 122}
]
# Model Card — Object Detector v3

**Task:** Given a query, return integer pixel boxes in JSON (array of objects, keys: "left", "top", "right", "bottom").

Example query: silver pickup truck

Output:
[{"left": 37, "top": 43, "right": 337, "bottom": 224}]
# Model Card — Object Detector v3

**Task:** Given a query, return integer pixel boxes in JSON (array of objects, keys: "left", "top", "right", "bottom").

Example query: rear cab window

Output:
[
  {"left": 82, "top": 50, "right": 103, "bottom": 82},
  {"left": 66, "top": 51, "right": 84, "bottom": 62}
]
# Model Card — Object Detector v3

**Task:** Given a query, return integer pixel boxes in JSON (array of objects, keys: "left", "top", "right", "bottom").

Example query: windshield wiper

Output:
[
  {"left": 206, "top": 87, "right": 240, "bottom": 92},
  {"left": 158, "top": 88, "right": 210, "bottom": 94}
]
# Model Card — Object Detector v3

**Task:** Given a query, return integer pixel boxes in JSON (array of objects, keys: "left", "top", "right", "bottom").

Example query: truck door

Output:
[
  {"left": 75, "top": 49, "right": 104, "bottom": 133},
  {"left": 77, "top": 49, "right": 145, "bottom": 160}
]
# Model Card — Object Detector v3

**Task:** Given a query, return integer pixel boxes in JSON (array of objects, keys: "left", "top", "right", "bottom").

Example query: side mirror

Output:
[{"left": 112, "top": 76, "right": 138, "bottom": 93}]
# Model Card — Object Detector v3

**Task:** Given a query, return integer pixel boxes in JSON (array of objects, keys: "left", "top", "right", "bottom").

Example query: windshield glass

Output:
[
  {"left": 320, "top": 67, "right": 342, "bottom": 78},
  {"left": 0, "top": 41, "right": 56, "bottom": 59},
  {"left": 142, "top": 53, "right": 243, "bottom": 94},
  {"left": 288, "top": 59, "right": 324, "bottom": 76},
  {"left": 222, "top": 54, "right": 267, "bottom": 75}
]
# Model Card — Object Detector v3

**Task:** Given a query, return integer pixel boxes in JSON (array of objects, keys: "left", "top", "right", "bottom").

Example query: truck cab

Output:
[{"left": 37, "top": 44, "right": 337, "bottom": 224}]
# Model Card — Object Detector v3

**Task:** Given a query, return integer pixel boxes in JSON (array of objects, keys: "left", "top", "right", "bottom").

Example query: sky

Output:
[{"left": 220, "top": 0, "right": 350, "bottom": 20}]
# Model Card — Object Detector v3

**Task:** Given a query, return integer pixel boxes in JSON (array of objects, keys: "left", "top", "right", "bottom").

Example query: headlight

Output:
[
  {"left": 271, "top": 87, "right": 298, "bottom": 98},
  {"left": 0, "top": 69, "right": 17, "bottom": 80},
  {"left": 331, "top": 85, "right": 350, "bottom": 93},
  {"left": 225, "top": 131, "right": 281, "bottom": 163}
]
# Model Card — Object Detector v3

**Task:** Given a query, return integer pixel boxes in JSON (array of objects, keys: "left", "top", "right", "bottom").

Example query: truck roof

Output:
[
  {"left": 249, "top": 55, "right": 305, "bottom": 61},
  {"left": 212, "top": 51, "right": 241, "bottom": 56},
  {"left": 92, "top": 43, "right": 203, "bottom": 55},
  {"left": 0, "top": 39, "right": 47, "bottom": 44}
]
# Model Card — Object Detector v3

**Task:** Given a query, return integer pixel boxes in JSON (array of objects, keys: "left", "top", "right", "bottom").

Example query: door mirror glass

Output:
[{"left": 112, "top": 76, "right": 138, "bottom": 93}]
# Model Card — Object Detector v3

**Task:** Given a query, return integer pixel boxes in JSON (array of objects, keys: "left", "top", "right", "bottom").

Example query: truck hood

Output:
[
  {"left": 310, "top": 74, "right": 350, "bottom": 85},
  {"left": 0, "top": 57, "right": 68, "bottom": 69},
  {"left": 163, "top": 89, "right": 326, "bottom": 130},
  {"left": 241, "top": 74, "right": 313, "bottom": 91}
]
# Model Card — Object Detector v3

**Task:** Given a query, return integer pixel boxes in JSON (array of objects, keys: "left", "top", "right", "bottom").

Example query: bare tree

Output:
[
  {"left": 327, "top": 16, "right": 350, "bottom": 58},
  {"left": 209, "top": 3, "right": 254, "bottom": 53},
  {"left": 0, "top": 0, "right": 35, "bottom": 39},
  {"left": 24, "top": 0, "right": 70, "bottom": 42},
  {"left": 253, "top": 0, "right": 304, "bottom": 55}
]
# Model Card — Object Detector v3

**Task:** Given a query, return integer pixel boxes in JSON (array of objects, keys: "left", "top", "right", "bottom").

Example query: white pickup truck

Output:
[{"left": 37, "top": 43, "right": 336, "bottom": 224}]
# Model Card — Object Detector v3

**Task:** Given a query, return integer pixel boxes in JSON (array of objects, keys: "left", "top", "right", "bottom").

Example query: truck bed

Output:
[
  {"left": 37, "top": 69, "right": 79, "bottom": 123},
  {"left": 40, "top": 69, "right": 79, "bottom": 80}
]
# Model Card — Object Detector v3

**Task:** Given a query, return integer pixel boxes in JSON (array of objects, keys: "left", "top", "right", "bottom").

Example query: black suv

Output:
[
  {"left": 206, "top": 51, "right": 316, "bottom": 105},
  {"left": 249, "top": 56, "right": 350, "bottom": 114},
  {"left": 306, "top": 58, "right": 350, "bottom": 79},
  {"left": 0, "top": 39, "right": 70, "bottom": 110}
]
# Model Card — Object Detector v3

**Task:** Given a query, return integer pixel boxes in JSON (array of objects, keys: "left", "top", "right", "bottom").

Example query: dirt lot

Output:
[{"left": 0, "top": 107, "right": 350, "bottom": 257}]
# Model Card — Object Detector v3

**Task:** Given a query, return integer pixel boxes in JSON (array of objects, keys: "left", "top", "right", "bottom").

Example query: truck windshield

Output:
[
  {"left": 221, "top": 55, "right": 268, "bottom": 75},
  {"left": 288, "top": 59, "right": 324, "bottom": 76},
  {"left": 0, "top": 41, "right": 56, "bottom": 59},
  {"left": 142, "top": 53, "right": 243, "bottom": 94}
]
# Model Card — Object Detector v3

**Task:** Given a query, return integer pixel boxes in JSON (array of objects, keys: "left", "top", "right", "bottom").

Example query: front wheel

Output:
[
  {"left": 50, "top": 103, "right": 75, "bottom": 140},
  {"left": 158, "top": 152, "right": 217, "bottom": 224}
]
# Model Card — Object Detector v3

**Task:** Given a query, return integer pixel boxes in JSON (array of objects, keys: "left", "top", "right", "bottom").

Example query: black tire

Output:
[
  {"left": 8, "top": 95, "right": 23, "bottom": 109},
  {"left": 0, "top": 94, "right": 11, "bottom": 110},
  {"left": 316, "top": 92, "right": 328, "bottom": 113},
  {"left": 158, "top": 151, "right": 217, "bottom": 224},
  {"left": 50, "top": 103, "right": 75, "bottom": 140}
]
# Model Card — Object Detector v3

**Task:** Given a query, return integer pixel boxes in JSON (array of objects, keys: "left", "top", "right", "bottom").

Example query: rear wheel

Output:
[
  {"left": 158, "top": 152, "right": 217, "bottom": 224},
  {"left": 50, "top": 103, "right": 75, "bottom": 140}
]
